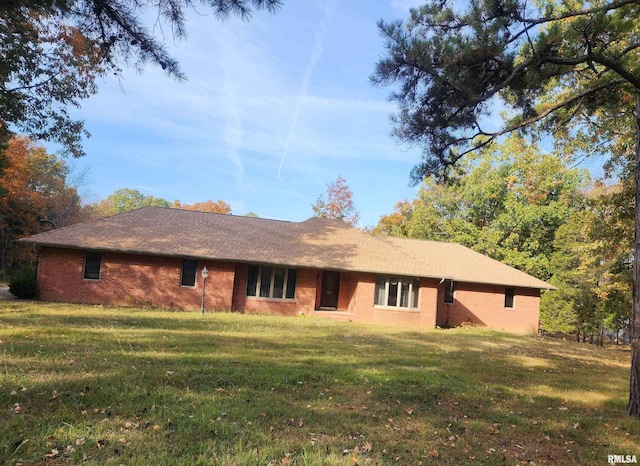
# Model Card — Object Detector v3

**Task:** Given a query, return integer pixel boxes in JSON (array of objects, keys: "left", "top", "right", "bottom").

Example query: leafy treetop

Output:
[
  {"left": 312, "top": 175, "right": 360, "bottom": 227},
  {"left": 172, "top": 199, "right": 232, "bottom": 214},
  {"left": 0, "top": 0, "right": 282, "bottom": 157}
]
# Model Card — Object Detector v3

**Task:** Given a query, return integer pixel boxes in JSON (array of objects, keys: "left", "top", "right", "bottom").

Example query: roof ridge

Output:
[
  {"left": 153, "top": 206, "right": 297, "bottom": 224},
  {"left": 380, "top": 234, "right": 449, "bottom": 246}
]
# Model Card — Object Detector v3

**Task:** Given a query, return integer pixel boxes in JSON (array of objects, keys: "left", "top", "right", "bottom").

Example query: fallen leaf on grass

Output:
[
  {"left": 44, "top": 448, "right": 59, "bottom": 459},
  {"left": 362, "top": 442, "right": 373, "bottom": 453}
]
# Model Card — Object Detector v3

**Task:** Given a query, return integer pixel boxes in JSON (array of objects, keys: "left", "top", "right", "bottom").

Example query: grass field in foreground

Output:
[{"left": 0, "top": 301, "right": 638, "bottom": 465}]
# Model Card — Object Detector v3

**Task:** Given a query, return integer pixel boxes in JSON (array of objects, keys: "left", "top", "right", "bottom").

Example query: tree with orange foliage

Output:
[
  {"left": 90, "top": 188, "right": 170, "bottom": 218},
  {"left": 312, "top": 175, "right": 360, "bottom": 227},
  {"left": 370, "top": 200, "right": 413, "bottom": 237},
  {"left": 172, "top": 200, "right": 232, "bottom": 214},
  {"left": 0, "top": 136, "right": 84, "bottom": 277}
]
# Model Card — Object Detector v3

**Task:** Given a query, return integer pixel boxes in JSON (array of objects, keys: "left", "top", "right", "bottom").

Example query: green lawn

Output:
[{"left": 1, "top": 301, "right": 638, "bottom": 465}]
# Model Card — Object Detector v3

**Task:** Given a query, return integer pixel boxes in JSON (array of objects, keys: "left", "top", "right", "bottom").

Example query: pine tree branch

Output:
[{"left": 518, "top": 0, "right": 640, "bottom": 25}]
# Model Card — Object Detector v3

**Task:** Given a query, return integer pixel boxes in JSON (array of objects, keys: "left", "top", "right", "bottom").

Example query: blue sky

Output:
[{"left": 66, "top": 0, "right": 428, "bottom": 227}]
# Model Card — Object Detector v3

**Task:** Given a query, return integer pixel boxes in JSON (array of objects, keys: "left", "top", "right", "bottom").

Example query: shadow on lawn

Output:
[{"left": 1, "top": 307, "right": 637, "bottom": 464}]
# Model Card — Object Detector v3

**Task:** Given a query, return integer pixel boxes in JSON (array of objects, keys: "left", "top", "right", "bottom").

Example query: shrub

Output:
[{"left": 9, "top": 268, "right": 37, "bottom": 299}]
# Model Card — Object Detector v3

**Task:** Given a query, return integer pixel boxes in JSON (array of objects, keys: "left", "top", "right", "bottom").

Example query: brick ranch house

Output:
[{"left": 21, "top": 206, "right": 554, "bottom": 333}]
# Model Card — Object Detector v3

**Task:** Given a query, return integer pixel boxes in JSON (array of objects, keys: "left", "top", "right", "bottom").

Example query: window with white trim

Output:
[
  {"left": 374, "top": 275, "right": 420, "bottom": 309},
  {"left": 246, "top": 265, "right": 297, "bottom": 299},
  {"left": 443, "top": 280, "right": 455, "bottom": 304}
]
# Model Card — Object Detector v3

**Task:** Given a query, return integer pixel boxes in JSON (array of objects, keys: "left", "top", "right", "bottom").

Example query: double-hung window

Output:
[
  {"left": 246, "top": 265, "right": 297, "bottom": 299},
  {"left": 83, "top": 251, "right": 102, "bottom": 280},
  {"left": 374, "top": 275, "right": 420, "bottom": 309}
]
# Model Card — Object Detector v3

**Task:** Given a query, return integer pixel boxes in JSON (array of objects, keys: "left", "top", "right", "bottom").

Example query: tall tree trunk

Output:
[
  {"left": 0, "top": 228, "right": 7, "bottom": 281},
  {"left": 628, "top": 92, "right": 640, "bottom": 416}
]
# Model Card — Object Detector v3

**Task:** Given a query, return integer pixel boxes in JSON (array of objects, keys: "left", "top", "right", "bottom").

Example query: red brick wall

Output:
[
  {"left": 37, "top": 247, "right": 234, "bottom": 310},
  {"left": 435, "top": 281, "right": 540, "bottom": 334},
  {"left": 36, "top": 247, "right": 539, "bottom": 333},
  {"left": 364, "top": 275, "right": 438, "bottom": 328},
  {"left": 311, "top": 274, "right": 439, "bottom": 330}
]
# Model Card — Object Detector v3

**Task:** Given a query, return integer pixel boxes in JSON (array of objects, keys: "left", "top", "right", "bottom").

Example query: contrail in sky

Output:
[{"left": 278, "top": 3, "right": 332, "bottom": 198}]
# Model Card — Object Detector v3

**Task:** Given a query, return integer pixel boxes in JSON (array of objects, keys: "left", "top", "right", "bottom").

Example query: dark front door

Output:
[{"left": 320, "top": 271, "right": 340, "bottom": 309}]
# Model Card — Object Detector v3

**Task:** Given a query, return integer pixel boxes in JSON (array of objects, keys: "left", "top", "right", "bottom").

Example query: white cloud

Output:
[
  {"left": 66, "top": 2, "right": 430, "bottom": 226},
  {"left": 278, "top": 1, "right": 332, "bottom": 198}
]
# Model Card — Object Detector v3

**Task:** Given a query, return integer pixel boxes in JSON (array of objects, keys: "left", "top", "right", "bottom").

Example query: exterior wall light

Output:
[{"left": 201, "top": 266, "right": 208, "bottom": 316}]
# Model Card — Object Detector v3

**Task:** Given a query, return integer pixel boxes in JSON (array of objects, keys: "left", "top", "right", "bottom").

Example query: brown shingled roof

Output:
[
  {"left": 380, "top": 236, "right": 554, "bottom": 289},
  {"left": 21, "top": 206, "right": 553, "bottom": 289}
]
